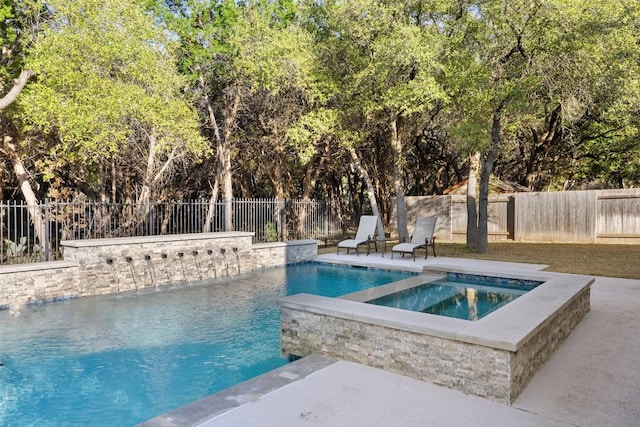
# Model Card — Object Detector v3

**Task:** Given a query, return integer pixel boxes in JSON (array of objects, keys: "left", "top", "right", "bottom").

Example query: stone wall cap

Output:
[
  {"left": 61, "top": 232, "right": 254, "bottom": 247},
  {"left": 0, "top": 260, "right": 78, "bottom": 274},
  {"left": 253, "top": 240, "right": 319, "bottom": 249}
]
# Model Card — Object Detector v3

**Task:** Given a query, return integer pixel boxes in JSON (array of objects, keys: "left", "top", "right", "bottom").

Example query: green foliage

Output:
[
  {"left": 321, "top": 0, "right": 446, "bottom": 121},
  {"left": 264, "top": 221, "right": 278, "bottom": 242},
  {"left": 287, "top": 109, "right": 340, "bottom": 163},
  {"left": 231, "top": 2, "right": 328, "bottom": 101},
  {"left": 4, "top": 237, "right": 41, "bottom": 262},
  {"left": 144, "top": 0, "right": 239, "bottom": 82},
  {"left": 17, "top": 0, "right": 208, "bottom": 183},
  {"left": 2, "top": 0, "right": 639, "bottom": 207},
  {"left": 0, "top": 0, "right": 39, "bottom": 87}
]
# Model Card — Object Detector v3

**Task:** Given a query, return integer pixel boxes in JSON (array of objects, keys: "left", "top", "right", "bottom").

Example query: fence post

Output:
[
  {"left": 279, "top": 199, "right": 287, "bottom": 242},
  {"left": 44, "top": 198, "right": 51, "bottom": 261}
]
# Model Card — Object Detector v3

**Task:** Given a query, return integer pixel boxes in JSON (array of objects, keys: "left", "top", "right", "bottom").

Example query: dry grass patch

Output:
[{"left": 436, "top": 243, "right": 640, "bottom": 279}]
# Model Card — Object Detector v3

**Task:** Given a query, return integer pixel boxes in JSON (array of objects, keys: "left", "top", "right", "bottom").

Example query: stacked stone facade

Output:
[
  {"left": 280, "top": 285, "right": 591, "bottom": 404},
  {"left": 0, "top": 234, "right": 318, "bottom": 310}
]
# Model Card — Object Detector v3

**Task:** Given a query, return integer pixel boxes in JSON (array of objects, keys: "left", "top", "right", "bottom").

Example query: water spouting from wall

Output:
[
  {"left": 125, "top": 256, "right": 138, "bottom": 291},
  {"left": 177, "top": 252, "right": 187, "bottom": 282},
  {"left": 144, "top": 255, "right": 157, "bottom": 289},
  {"left": 106, "top": 258, "right": 120, "bottom": 294},
  {"left": 220, "top": 248, "right": 230, "bottom": 276},
  {"left": 207, "top": 249, "right": 218, "bottom": 278},
  {"left": 232, "top": 247, "right": 241, "bottom": 275},
  {"left": 192, "top": 251, "right": 203, "bottom": 280},
  {"left": 161, "top": 253, "right": 172, "bottom": 283}
]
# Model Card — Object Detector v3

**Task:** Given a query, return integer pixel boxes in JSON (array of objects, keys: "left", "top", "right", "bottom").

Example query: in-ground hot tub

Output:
[
  {"left": 365, "top": 273, "right": 542, "bottom": 321},
  {"left": 279, "top": 264, "right": 593, "bottom": 404}
]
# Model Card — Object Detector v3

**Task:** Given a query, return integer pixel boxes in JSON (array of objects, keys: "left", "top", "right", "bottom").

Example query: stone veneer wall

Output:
[
  {"left": 0, "top": 235, "right": 318, "bottom": 311},
  {"left": 509, "top": 286, "right": 591, "bottom": 400},
  {"left": 252, "top": 241, "right": 319, "bottom": 269},
  {"left": 280, "top": 285, "right": 591, "bottom": 404}
]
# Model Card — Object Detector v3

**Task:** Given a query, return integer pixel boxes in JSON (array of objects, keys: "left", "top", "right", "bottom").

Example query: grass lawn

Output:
[{"left": 320, "top": 242, "right": 640, "bottom": 279}]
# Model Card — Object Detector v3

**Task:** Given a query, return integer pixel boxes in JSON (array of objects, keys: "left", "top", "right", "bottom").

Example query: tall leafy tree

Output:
[
  {"left": 146, "top": 0, "right": 242, "bottom": 231},
  {"left": 439, "top": 0, "right": 640, "bottom": 252},
  {"left": 0, "top": 0, "right": 45, "bottom": 241},
  {"left": 16, "top": 0, "right": 208, "bottom": 233},
  {"left": 306, "top": 0, "right": 446, "bottom": 240}
]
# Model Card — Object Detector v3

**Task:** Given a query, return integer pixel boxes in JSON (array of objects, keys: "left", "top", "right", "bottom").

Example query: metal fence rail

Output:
[{"left": 0, "top": 198, "right": 342, "bottom": 265}]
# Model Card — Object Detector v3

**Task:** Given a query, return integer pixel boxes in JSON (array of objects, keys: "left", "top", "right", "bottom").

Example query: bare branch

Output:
[{"left": 0, "top": 70, "right": 32, "bottom": 112}]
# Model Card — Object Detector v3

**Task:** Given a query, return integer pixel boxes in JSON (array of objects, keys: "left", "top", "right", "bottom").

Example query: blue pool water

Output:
[
  {"left": 0, "top": 262, "right": 411, "bottom": 426},
  {"left": 367, "top": 278, "right": 532, "bottom": 320}
]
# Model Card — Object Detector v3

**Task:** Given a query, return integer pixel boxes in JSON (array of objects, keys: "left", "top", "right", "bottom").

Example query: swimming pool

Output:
[{"left": 0, "top": 262, "right": 412, "bottom": 426}]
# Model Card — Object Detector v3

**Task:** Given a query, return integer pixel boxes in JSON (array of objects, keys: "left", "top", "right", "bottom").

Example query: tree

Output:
[
  {"left": 145, "top": 0, "right": 241, "bottom": 231},
  {"left": 0, "top": 0, "right": 45, "bottom": 242},
  {"left": 230, "top": 1, "right": 334, "bottom": 238},
  {"left": 16, "top": 0, "right": 208, "bottom": 231},
  {"left": 438, "top": 0, "right": 640, "bottom": 252},
  {"left": 305, "top": 0, "right": 446, "bottom": 240}
]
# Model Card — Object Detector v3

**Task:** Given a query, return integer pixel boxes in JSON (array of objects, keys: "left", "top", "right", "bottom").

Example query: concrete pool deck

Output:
[{"left": 142, "top": 254, "right": 640, "bottom": 427}]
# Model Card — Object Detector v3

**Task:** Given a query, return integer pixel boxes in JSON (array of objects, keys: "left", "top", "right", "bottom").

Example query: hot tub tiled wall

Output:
[
  {"left": 0, "top": 235, "right": 317, "bottom": 310},
  {"left": 279, "top": 268, "right": 593, "bottom": 404}
]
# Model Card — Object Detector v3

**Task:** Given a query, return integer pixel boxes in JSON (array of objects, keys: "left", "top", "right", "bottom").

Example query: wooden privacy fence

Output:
[{"left": 394, "top": 188, "right": 640, "bottom": 244}]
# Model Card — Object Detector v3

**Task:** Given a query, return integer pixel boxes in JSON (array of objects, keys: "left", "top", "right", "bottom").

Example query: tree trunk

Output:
[
  {"left": 221, "top": 87, "right": 240, "bottom": 232},
  {"left": 466, "top": 152, "right": 480, "bottom": 250},
  {"left": 202, "top": 175, "right": 220, "bottom": 232},
  {"left": 131, "top": 131, "right": 177, "bottom": 233},
  {"left": 478, "top": 101, "right": 505, "bottom": 254},
  {"left": 296, "top": 146, "right": 326, "bottom": 239},
  {"left": 0, "top": 70, "right": 32, "bottom": 111},
  {"left": 349, "top": 146, "right": 385, "bottom": 240},
  {"left": 390, "top": 117, "right": 409, "bottom": 242},
  {"left": 198, "top": 74, "right": 222, "bottom": 233},
  {"left": 5, "top": 138, "right": 46, "bottom": 246},
  {"left": 0, "top": 70, "right": 46, "bottom": 247}
]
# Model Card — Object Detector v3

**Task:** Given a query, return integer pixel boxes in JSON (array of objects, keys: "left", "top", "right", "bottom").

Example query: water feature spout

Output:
[
  {"left": 106, "top": 258, "right": 120, "bottom": 294},
  {"left": 220, "top": 248, "right": 230, "bottom": 276},
  {"left": 232, "top": 248, "right": 241, "bottom": 275},
  {"left": 160, "top": 253, "right": 172, "bottom": 283},
  {"left": 125, "top": 256, "right": 138, "bottom": 291},
  {"left": 177, "top": 252, "right": 187, "bottom": 281},
  {"left": 145, "top": 254, "right": 157, "bottom": 289},
  {"left": 192, "top": 250, "right": 202, "bottom": 280},
  {"left": 206, "top": 249, "right": 217, "bottom": 278}
]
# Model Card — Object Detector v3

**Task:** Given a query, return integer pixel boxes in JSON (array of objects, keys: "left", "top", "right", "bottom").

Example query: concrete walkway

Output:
[{"left": 143, "top": 254, "right": 640, "bottom": 427}]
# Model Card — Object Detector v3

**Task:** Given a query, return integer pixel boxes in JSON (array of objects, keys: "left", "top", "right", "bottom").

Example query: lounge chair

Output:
[
  {"left": 337, "top": 215, "right": 378, "bottom": 255},
  {"left": 391, "top": 216, "right": 437, "bottom": 260}
]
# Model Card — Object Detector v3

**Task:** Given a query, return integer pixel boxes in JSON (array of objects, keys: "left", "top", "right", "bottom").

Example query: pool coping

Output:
[
  {"left": 139, "top": 355, "right": 340, "bottom": 427},
  {"left": 280, "top": 264, "right": 593, "bottom": 352}
]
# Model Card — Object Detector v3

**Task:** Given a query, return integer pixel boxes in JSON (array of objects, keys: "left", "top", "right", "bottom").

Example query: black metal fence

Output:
[{"left": 0, "top": 198, "right": 343, "bottom": 264}]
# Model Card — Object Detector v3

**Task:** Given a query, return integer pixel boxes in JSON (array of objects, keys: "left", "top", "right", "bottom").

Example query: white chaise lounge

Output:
[
  {"left": 337, "top": 215, "right": 378, "bottom": 256},
  {"left": 391, "top": 216, "right": 437, "bottom": 260}
]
